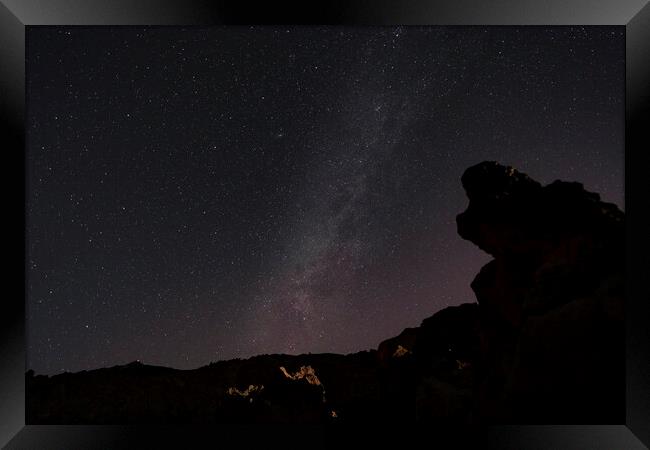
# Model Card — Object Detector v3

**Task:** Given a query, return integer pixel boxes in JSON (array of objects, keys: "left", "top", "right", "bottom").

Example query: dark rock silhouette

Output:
[
  {"left": 26, "top": 161, "right": 624, "bottom": 423},
  {"left": 457, "top": 161, "right": 624, "bottom": 423}
]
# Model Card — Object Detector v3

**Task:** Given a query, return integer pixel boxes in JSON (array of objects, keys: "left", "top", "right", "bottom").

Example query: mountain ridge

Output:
[{"left": 27, "top": 161, "right": 624, "bottom": 423}]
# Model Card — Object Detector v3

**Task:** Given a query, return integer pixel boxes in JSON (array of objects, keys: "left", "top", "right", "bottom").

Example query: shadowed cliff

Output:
[
  {"left": 457, "top": 161, "right": 624, "bottom": 423},
  {"left": 27, "top": 161, "right": 624, "bottom": 424}
]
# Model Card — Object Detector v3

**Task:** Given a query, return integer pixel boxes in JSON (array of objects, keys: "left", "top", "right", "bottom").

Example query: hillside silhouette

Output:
[{"left": 27, "top": 161, "right": 624, "bottom": 423}]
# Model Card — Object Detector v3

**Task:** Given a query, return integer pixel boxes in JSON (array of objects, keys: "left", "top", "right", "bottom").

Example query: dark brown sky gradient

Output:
[{"left": 26, "top": 26, "right": 624, "bottom": 374}]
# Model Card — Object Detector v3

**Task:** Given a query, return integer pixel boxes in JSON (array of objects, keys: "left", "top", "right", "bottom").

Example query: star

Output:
[{"left": 27, "top": 25, "right": 624, "bottom": 374}]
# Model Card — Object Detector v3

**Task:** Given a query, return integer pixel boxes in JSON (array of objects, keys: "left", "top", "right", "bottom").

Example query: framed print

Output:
[{"left": 1, "top": 1, "right": 649, "bottom": 448}]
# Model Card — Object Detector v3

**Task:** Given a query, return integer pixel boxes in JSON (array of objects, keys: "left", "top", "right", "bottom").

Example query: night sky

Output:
[{"left": 27, "top": 26, "right": 624, "bottom": 375}]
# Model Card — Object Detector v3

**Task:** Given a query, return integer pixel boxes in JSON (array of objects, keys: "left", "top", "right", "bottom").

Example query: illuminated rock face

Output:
[
  {"left": 392, "top": 345, "right": 411, "bottom": 358},
  {"left": 279, "top": 365, "right": 322, "bottom": 386},
  {"left": 227, "top": 384, "right": 264, "bottom": 398},
  {"left": 377, "top": 327, "right": 417, "bottom": 367},
  {"left": 279, "top": 365, "right": 326, "bottom": 404}
]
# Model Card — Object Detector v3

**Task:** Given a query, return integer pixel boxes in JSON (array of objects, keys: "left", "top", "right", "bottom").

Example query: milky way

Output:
[{"left": 27, "top": 26, "right": 624, "bottom": 374}]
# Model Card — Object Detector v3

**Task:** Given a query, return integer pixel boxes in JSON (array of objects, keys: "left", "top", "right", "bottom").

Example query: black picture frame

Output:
[{"left": 1, "top": 1, "right": 649, "bottom": 448}]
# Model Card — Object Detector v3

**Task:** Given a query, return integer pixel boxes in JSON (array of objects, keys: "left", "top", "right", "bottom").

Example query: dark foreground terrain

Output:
[{"left": 27, "top": 162, "right": 624, "bottom": 423}]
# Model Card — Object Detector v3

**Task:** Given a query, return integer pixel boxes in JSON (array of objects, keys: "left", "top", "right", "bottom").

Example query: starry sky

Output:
[{"left": 26, "top": 26, "right": 624, "bottom": 375}]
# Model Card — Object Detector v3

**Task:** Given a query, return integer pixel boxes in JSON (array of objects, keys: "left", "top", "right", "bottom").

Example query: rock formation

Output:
[
  {"left": 26, "top": 161, "right": 624, "bottom": 424},
  {"left": 457, "top": 161, "right": 624, "bottom": 423}
]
